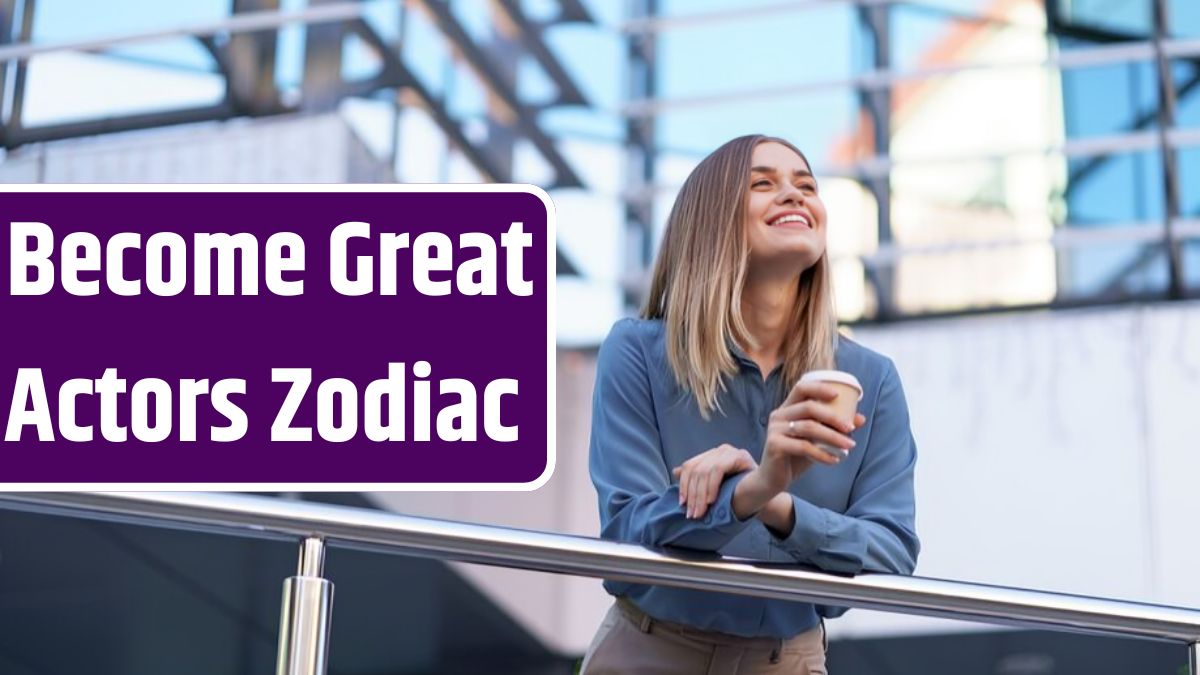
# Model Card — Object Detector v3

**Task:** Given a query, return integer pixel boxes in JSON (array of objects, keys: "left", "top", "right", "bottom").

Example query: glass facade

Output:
[
  {"left": 1, "top": 0, "right": 1198, "bottom": 340},
  {"left": 620, "top": 0, "right": 1200, "bottom": 329}
]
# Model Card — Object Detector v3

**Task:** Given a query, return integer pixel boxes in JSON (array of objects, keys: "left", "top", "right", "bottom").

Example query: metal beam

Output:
[
  {"left": 1152, "top": 0, "right": 1184, "bottom": 299},
  {"left": 623, "top": 0, "right": 1037, "bottom": 34},
  {"left": 623, "top": 0, "right": 890, "bottom": 34},
  {"left": 224, "top": 0, "right": 285, "bottom": 116},
  {"left": 622, "top": 0, "right": 657, "bottom": 312},
  {"left": 5, "top": 103, "right": 234, "bottom": 147},
  {"left": 852, "top": 218, "right": 1200, "bottom": 264},
  {"left": 552, "top": 0, "right": 593, "bottom": 24},
  {"left": 410, "top": 0, "right": 582, "bottom": 188},
  {"left": 855, "top": 289, "right": 1185, "bottom": 326},
  {"left": 484, "top": 3, "right": 520, "bottom": 181},
  {"left": 0, "top": 2, "right": 367, "bottom": 65},
  {"left": 556, "top": 248, "right": 579, "bottom": 276},
  {"left": 5, "top": 0, "right": 33, "bottom": 146},
  {"left": 0, "top": 0, "right": 14, "bottom": 149},
  {"left": 302, "top": 0, "right": 345, "bottom": 113},
  {"left": 857, "top": 2, "right": 895, "bottom": 320},
  {"left": 492, "top": 0, "right": 590, "bottom": 108},
  {"left": 347, "top": 19, "right": 505, "bottom": 183},
  {"left": 621, "top": 38, "right": 1200, "bottom": 118}
]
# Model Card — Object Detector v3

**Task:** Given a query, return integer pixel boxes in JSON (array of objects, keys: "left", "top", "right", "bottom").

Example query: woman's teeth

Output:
[{"left": 771, "top": 215, "right": 809, "bottom": 227}]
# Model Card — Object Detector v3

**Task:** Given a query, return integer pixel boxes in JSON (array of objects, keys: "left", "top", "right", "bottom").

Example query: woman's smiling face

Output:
[{"left": 743, "top": 141, "right": 827, "bottom": 276}]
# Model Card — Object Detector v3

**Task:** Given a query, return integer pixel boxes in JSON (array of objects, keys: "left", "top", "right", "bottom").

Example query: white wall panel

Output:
[{"left": 2, "top": 113, "right": 389, "bottom": 183}]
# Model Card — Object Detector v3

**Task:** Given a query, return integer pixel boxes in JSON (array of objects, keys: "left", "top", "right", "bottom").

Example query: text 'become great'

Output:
[{"left": 8, "top": 221, "right": 534, "bottom": 297}]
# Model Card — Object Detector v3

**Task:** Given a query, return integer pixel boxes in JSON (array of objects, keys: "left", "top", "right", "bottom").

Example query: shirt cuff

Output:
[
  {"left": 696, "top": 470, "right": 755, "bottom": 533},
  {"left": 770, "top": 494, "right": 831, "bottom": 560}
]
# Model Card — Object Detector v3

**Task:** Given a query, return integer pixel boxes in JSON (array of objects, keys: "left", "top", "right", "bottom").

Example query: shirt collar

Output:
[
  {"left": 727, "top": 336, "right": 784, "bottom": 378},
  {"left": 726, "top": 336, "right": 756, "bottom": 369}
]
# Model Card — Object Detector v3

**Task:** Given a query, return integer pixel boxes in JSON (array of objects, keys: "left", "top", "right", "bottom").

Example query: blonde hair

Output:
[{"left": 641, "top": 135, "right": 838, "bottom": 418}]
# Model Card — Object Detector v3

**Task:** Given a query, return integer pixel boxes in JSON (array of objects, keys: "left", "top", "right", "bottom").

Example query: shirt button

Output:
[
  {"left": 759, "top": 415, "right": 769, "bottom": 426},
  {"left": 716, "top": 506, "right": 728, "bottom": 519}
]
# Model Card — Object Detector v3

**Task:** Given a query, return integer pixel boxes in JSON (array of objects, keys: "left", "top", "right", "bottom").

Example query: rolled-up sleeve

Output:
[
  {"left": 589, "top": 320, "right": 753, "bottom": 552},
  {"left": 771, "top": 359, "right": 920, "bottom": 578}
]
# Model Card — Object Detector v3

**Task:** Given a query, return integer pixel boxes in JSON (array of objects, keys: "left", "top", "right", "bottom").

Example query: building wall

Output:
[{"left": 845, "top": 300, "right": 1200, "bottom": 636}]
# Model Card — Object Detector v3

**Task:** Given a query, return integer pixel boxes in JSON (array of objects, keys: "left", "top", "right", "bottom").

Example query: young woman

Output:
[{"left": 583, "top": 135, "right": 920, "bottom": 674}]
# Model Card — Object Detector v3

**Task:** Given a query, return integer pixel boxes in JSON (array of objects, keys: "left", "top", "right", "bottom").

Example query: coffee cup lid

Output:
[{"left": 799, "top": 370, "right": 863, "bottom": 400}]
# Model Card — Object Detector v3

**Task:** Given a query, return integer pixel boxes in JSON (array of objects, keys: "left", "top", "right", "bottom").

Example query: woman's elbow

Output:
[
  {"left": 894, "top": 532, "right": 920, "bottom": 575},
  {"left": 870, "top": 531, "right": 919, "bottom": 575}
]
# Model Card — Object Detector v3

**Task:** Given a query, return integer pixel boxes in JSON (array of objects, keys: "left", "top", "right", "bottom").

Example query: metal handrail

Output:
[{"left": 1, "top": 492, "right": 1197, "bottom": 670}]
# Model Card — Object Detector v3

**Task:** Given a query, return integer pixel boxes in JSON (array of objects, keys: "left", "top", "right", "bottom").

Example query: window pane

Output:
[
  {"left": 22, "top": 50, "right": 225, "bottom": 126},
  {"left": 1067, "top": 149, "right": 1164, "bottom": 225},
  {"left": 655, "top": 7, "right": 855, "bottom": 100},
  {"left": 1060, "top": 0, "right": 1153, "bottom": 37},
  {"left": 1061, "top": 239, "right": 1171, "bottom": 300},
  {"left": 1169, "top": 0, "right": 1200, "bottom": 38},
  {"left": 1062, "top": 150, "right": 1170, "bottom": 300},
  {"left": 1061, "top": 60, "right": 1160, "bottom": 140},
  {"left": 655, "top": 91, "right": 858, "bottom": 161},
  {"left": 1179, "top": 144, "right": 1200, "bottom": 219},
  {"left": 1185, "top": 239, "right": 1200, "bottom": 291},
  {"left": 1173, "top": 59, "right": 1200, "bottom": 132},
  {"left": 892, "top": 3, "right": 1048, "bottom": 74},
  {"left": 889, "top": 157, "right": 1060, "bottom": 313},
  {"left": 890, "top": 66, "right": 1060, "bottom": 161},
  {"left": 32, "top": 0, "right": 230, "bottom": 41}
]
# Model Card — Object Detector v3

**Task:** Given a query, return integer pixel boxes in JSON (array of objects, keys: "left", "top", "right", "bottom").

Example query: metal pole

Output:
[
  {"left": 857, "top": 1, "right": 895, "bottom": 320},
  {"left": 5, "top": 492, "right": 1200, "bottom": 643},
  {"left": 276, "top": 537, "right": 334, "bottom": 675},
  {"left": 1151, "top": 0, "right": 1184, "bottom": 299},
  {"left": 0, "top": 2, "right": 366, "bottom": 65},
  {"left": 1191, "top": 641, "right": 1198, "bottom": 675},
  {"left": 622, "top": 0, "right": 657, "bottom": 313}
]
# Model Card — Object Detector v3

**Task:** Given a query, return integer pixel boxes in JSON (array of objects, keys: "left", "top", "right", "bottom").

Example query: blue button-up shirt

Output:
[{"left": 589, "top": 318, "right": 919, "bottom": 639}]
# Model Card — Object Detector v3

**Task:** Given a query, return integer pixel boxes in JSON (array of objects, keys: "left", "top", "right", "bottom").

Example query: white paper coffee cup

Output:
[{"left": 798, "top": 370, "right": 863, "bottom": 459}]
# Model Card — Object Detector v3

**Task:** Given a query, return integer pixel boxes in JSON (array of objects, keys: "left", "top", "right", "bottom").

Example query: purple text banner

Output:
[{"left": 0, "top": 186, "right": 554, "bottom": 490}]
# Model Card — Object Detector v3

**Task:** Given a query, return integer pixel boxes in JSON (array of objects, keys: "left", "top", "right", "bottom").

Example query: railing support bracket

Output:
[{"left": 276, "top": 537, "right": 334, "bottom": 675}]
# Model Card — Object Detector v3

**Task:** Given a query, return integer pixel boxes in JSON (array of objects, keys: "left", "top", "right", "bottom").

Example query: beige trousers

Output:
[{"left": 581, "top": 599, "right": 827, "bottom": 675}]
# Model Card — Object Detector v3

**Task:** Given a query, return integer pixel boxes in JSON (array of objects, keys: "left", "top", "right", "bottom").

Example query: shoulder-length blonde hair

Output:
[{"left": 641, "top": 134, "right": 838, "bottom": 418}]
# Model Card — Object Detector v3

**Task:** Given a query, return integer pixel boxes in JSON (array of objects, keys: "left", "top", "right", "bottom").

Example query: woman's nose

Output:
[{"left": 777, "top": 185, "right": 804, "bottom": 204}]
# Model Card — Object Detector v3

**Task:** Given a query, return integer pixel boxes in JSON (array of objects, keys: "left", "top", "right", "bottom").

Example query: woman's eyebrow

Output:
[{"left": 749, "top": 166, "right": 815, "bottom": 180}]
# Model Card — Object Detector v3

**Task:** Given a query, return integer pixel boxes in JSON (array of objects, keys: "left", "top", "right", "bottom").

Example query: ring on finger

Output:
[{"left": 788, "top": 420, "right": 796, "bottom": 433}]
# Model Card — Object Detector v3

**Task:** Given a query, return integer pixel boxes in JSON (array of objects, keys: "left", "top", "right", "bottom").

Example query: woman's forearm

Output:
[
  {"left": 732, "top": 472, "right": 796, "bottom": 535},
  {"left": 731, "top": 470, "right": 776, "bottom": 520},
  {"left": 757, "top": 493, "right": 795, "bottom": 537}
]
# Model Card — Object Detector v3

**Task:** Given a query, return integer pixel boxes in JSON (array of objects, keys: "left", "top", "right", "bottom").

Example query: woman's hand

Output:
[
  {"left": 672, "top": 444, "right": 757, "bottom": 519},
  {"left": 752, "top": 381, "right": 865, "bottom": 496}
]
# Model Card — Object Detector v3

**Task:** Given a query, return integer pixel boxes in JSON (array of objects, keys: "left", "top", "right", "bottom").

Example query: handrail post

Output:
[
  {"left": 1191, "top": 642, "right": 1198, "bottom": 675},
  {"left": 276, "top": 537, "right": 334, "bottom": 675}
]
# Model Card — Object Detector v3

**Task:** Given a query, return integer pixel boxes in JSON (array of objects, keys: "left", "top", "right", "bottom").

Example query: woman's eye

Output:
[{"left": 752, "top": 179, "right": 771, "bottom": 188}]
